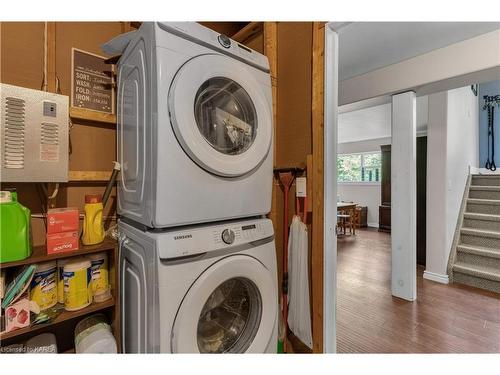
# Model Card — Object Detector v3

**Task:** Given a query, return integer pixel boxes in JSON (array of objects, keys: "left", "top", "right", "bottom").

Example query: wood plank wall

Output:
[{"left": 0, "top": 22, "right": 130, "bottom": 245}]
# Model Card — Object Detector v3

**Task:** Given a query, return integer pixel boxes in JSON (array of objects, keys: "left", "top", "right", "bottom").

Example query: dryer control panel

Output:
[{"left": 157, "top": 218, "right": 274, "bottom": 260}]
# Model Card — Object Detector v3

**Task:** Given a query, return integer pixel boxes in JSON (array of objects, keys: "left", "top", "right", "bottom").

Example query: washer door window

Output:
[
  {"left": 194, "top": 77, "right": 257, "bottom": 156},
  {"left": 169, "top": 54, "right": 272, "bottom": 177},
  {"left": 171, "top": 255, "right": 277, "bottom": 353},
  {"left": 197, "top": 277, "right": 261, "bottom": 353}
]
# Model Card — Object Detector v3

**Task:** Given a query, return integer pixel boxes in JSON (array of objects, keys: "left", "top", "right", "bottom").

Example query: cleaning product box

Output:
[
  {"left": 47, "top": 207, "right": 79, "bottom": 234},
  {"left": 47, "top": 231, "right": 79, "bottom": 255},
  {"left": 46, "top": 207, "right": 80, "bottom": 255}
]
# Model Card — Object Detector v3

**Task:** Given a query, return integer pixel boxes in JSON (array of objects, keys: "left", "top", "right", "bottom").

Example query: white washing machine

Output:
[
  {"left": 119, "top": 217, "right": 278, "bottom": 353},
  {"left": 115, "top": 22, "right": 274, "bottom": 228}
]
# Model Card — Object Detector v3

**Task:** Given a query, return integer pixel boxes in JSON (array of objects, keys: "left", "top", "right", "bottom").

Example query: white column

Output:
[
  {"left": 323, "top": 24, "right": 338, "bottom": 354},
  {"left": 424, "top": 91, "right": 450, "bottom": 284},
  {"left": 391, "top": 91, "right": 417, "bottom": 301}
]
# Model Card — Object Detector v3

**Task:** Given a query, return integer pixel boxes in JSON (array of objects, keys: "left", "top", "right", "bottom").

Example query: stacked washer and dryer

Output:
[{"left": 113, "top": 22, "right": 278, "bottom": 353}]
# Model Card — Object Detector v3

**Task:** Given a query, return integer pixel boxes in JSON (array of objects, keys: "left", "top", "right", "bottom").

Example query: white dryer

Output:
[
  {"left": 116, "top": 22, "right": 274, "bottom": 228},
  {"left": 119, "top": 217, "right": 278, "bottom": 353}
]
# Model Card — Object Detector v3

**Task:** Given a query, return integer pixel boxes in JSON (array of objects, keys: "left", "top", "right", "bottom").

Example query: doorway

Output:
[{"left": 321, "top": 22, "right": 500, "bottom": 353}]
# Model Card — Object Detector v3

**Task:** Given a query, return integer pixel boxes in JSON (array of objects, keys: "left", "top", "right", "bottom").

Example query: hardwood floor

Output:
[{"left": 337, "top": 228, "right": 500, "bottom": 353}]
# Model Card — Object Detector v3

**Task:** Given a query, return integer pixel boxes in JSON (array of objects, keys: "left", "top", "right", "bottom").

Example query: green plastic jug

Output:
[{"left": 0, "top": 191, "right": 31, "bottom": 263}]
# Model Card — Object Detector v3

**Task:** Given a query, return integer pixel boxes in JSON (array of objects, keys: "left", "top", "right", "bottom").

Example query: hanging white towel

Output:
[{"left": 287, "top": 215, "right": 313, "bottom": 349}]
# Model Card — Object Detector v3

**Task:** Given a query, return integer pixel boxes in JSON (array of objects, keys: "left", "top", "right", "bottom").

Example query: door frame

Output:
[{"left": 319, "top": 21, "right": 500, "bottom": 353}]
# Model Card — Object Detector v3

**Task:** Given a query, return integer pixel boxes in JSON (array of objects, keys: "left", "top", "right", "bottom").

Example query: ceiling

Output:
[
  {"left": 338, "top": 96, "right": 428, "bottom": 144},
  {"left": 335, "top": 22, "right": 500, "bottom": 81}
]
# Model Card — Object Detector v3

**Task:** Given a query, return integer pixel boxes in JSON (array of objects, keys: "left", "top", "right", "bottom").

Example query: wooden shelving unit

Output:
[
  {"left": 0, "top": 238, "right": 117, "bottom": 269},
  {"left": 0, "top": 239, "right": 120, "bottom": 353},
  {"left": 231, "top": 22, "right": 262, "bottom": 43},
  {"left": 68, "top": 170, "right": 113, "bottom": 183},
  {"left": 0, "top": 298, "right": 115, "bottom": 341},
  {"left": 70, "top": 107, "right": 116, "bottom": 124}
]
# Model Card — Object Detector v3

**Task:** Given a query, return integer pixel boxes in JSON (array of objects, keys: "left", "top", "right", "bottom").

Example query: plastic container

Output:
[
  {"left": 30, "top": 261, "right": 57, "bottom": 310},
  {"left": 0, "top": 191, "right": 31, "bottom": 263},
  {"left": 63, "top": 258, "right": 92, "bottom": 311},
  {"left": 87, "top": 252, "right": 109, "bottom": 297},
  {"left": 74, "top": 314, "right": 117, "bottom": 353},
  {"left": 25, "top": 333, "right": 58, "bottom": 353},
  {"left": 82, "top": 194, "right": 105, "bottom": 246},
  {"left": 57, "top": 259, "right": 70, "bottom": 304}
]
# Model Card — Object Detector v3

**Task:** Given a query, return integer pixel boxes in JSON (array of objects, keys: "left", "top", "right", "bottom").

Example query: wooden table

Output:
[{"left": 338, "top": 202, "right": 357, "bottom": 235}]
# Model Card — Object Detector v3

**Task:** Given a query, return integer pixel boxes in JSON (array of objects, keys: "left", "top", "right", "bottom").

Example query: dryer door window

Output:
[
  {"left": 171, "top": 255, "right": 277, "bottom": 353},
  {"left": 194, "top": 77, "right": 257, "bottom": 156},
  {"left": 168, "top": 54, "right": 272, "bottom": 177},
  {"left": 197, "top": 277, "right": 262, "bottom": 353}
]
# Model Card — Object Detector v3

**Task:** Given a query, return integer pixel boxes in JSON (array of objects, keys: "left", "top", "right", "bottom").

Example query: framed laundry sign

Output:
[{"left": 70, "top": 48, "right": 116, "bottom": 123}]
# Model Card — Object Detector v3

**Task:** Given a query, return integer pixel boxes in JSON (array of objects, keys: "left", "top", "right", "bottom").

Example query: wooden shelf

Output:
[
  {"left": 70, "top": 107, "right": 116, "bottom": 124},
  {"left": 0, "top": 298, "right": 115, "bottom": 341},
  {"left": 0, "top": 238, "right": 117, "bottom": 269},
  {"left": 231, "top": 22, "right": 263, "bottom": 43},
  {"left": 68, "top": 170, "right": 113, "bottom": 182}
]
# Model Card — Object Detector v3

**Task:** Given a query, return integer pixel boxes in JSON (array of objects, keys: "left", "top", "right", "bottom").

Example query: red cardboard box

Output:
[
  {"left": 46, "top": 231, "right": 79, "bottom": 255},
  {"left": 47, "top": 207, "right": 79, "bottom": 234}
]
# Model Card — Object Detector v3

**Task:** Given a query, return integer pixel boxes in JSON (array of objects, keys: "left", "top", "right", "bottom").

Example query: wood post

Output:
[{"left": 311, "top": 21, "right": 326, "bottom": 353}]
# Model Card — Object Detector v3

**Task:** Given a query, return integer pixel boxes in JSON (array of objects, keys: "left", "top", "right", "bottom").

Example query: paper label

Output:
[{"left": 40, "top": 144, "right": 59, "bottom": 162}]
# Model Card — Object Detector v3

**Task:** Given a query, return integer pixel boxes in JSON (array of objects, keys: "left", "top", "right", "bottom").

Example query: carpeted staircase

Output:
[{"left": 449, "top": 174, "right": 500, "bottom": 293}]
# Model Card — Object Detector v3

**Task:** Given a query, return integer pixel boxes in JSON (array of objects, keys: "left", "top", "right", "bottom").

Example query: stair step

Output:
[
  {"left": 469, "top": 185, "right": 500, "bottom": 191},
  {"left": 467, "top": 198, "right": 500, "bottom": 206},
  {"left": 460, "top": 227, "right": 500, "bottom": 239},
  {"left": 466, "top": 198, "right": 500, "bottom": 215},
  {"left": 471, "top": 175, "right": 500, "bottom": 187},
  {"left": 468, "top": 186, "right": 500, "bottom": 199},
  {"left": 463, "top": 212, "right": 500, "bottom": 222},
  {"left": 456, "top": 244, "right": 500, "bottom": 259},
  {"left": 453, "top": 262, "right": 500, "bottom": 282}
]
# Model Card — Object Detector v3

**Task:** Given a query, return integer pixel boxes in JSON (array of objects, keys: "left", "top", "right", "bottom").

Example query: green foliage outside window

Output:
[{"left": 337, "top": 152, "right": 381, "bottom": 182}]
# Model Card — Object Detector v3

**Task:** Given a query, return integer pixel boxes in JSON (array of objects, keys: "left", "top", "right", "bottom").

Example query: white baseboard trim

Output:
[
  {"left": 367, "top": 222, "right": 379, "bottom": 228},
  {"left": 423, "top": 270, "right": 449, "bottom": 284}
]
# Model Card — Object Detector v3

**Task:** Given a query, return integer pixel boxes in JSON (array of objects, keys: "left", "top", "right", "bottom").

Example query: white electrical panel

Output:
[
  {"left": 296, "top": 177, "right": 307, "bottom": 197},
  {"left": 1, "top": 83, "right": 69, "bottom": 182}
]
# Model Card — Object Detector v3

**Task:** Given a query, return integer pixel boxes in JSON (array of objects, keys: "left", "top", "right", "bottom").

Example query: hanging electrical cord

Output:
[{"left": 35, "top": 184, "right": 48, "bottom": 231}]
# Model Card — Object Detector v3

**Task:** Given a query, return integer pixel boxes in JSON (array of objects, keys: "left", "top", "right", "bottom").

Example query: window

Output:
[{"left": 337, "top": 152, "right": 381, "bottom": 183}]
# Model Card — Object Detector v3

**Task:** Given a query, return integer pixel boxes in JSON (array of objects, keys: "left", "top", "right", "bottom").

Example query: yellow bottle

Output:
[{"left": 82, "top": 194, "right": 105, "bottom": 246}]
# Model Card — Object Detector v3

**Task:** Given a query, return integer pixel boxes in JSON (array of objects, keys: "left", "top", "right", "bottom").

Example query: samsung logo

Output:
[{"left": 174, "top": 234, "right": 192, "bottom": 240}]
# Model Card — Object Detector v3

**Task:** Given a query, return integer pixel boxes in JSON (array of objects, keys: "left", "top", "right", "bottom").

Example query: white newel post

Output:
[{"left": 391, "top": 91, "right": 417, "bottom": 301}]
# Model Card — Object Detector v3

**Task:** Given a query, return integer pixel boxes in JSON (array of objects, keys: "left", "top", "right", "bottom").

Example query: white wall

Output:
[
  {"left": 446, "top": 87, "right": 479, "bottom": 250},
  {"left": 337, "top": 184, "right": 381, "bottom": 227},
  {"left": 338, "top": 97, "right": 428, "bottom": 143},
  {"left": 425, "top": 86, "right": 479, "bottom": 282}
]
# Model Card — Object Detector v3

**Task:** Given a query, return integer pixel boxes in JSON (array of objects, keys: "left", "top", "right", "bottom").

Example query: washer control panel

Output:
[
  {"left": 157, "top": 22, "right": 270, "bottom": 73},
  {"left": 158, "top": 218, "right": 274, "bottom": 260}
]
